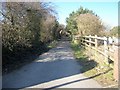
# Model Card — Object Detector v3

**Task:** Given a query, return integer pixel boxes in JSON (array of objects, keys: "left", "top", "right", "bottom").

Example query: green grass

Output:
[
  {"left": 71, "top": 41, "right": 96, "bottom": 72},
  {"left": 71, "top": 41, "right": 118, "bottom": 88},
  {"left": 71, "top": 41, "right": 86, "bottom": 59}
]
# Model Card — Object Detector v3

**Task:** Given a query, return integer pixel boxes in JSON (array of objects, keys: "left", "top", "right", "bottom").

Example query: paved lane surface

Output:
[{"left": 2, "top": 41, "right": 102, "bottom": 88}]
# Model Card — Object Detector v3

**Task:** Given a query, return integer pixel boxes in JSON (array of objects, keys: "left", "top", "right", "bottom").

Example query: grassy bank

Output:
[{"left": 71, "top": 41, "right": 118, "bottom": 88}]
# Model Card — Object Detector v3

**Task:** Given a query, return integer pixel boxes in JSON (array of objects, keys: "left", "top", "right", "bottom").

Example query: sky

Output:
[
  {"left": 0, "top": 1, "right": 118, "bottom": 29},
  {"left": 52, "top": 1, "right": 118, "bottom": 29}
]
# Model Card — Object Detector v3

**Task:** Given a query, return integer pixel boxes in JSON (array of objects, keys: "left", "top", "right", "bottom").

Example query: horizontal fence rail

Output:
[
  {"left": 79, "top": 35, "right": 119, "bottom": 62},
  {"left": 74, "top": 35, "right": 120, "bottom": 81}
]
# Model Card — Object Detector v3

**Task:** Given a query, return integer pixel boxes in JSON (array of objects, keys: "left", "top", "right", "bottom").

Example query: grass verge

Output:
[{"left": 71, "top": 41, "right": 118, "bottom": 88}]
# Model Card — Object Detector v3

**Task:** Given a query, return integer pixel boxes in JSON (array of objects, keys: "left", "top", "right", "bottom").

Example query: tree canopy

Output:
[
  {"left": 66, "top": 6, "right": 104, "bottom": 37},
  {"left": 77, "top": 13, "right": 104, "bottom": 36},
  {"left": 109, "top": 26, "right": 120, "bottom": 37},
  {"left": 1, "top": 2, "right": 60, "bottom": 66}
]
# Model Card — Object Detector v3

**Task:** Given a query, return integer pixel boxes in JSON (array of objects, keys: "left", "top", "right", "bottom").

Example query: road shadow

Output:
[
  {"left": 2, "top": 58, "right": 81, "bottom": 88},
  {"left": 44, "top": 68, "right": 112, "bottom": 89},
  {"left": 76, "top": 57, "right": 98, "bottom": 73},
  {"left": 2, "top": 41, "right": 99, "bottom": 89}
]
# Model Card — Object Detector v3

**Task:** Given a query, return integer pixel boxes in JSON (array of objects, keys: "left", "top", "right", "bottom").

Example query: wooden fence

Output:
[
  {"left": 75, "top": 35, "right": 120, "bottom": 81},
  {"left": 80, "top": 35, "right": 117, "bottom": 63}
]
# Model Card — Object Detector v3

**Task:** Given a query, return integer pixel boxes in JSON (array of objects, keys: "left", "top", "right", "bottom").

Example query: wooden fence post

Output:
[
  {"left": 84, "top": 37, "right": 86, "bottom": 49},
  {"left": 81, "top": 37, "right": 83, "bottom": 46},
  {"left": 89, "top": 35, "right": 91, "bottom": 48},
  {"left": 113, "top": 43, "right": 120, "bottom": 82},
  {"left": 89, "top": 35, "right": 91, "bottom": 53},
  {"left": 95, "top": 35, "right": 98, "bottom": 60},
  {"left": 112, "top": 36, "right": 115, "bottom": 49},
  {"left": 83, "top": 37, "right": 85, "bottom": 47},
  {"left": 104, "top": 37, "right": 108, "bottom": 64}
]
